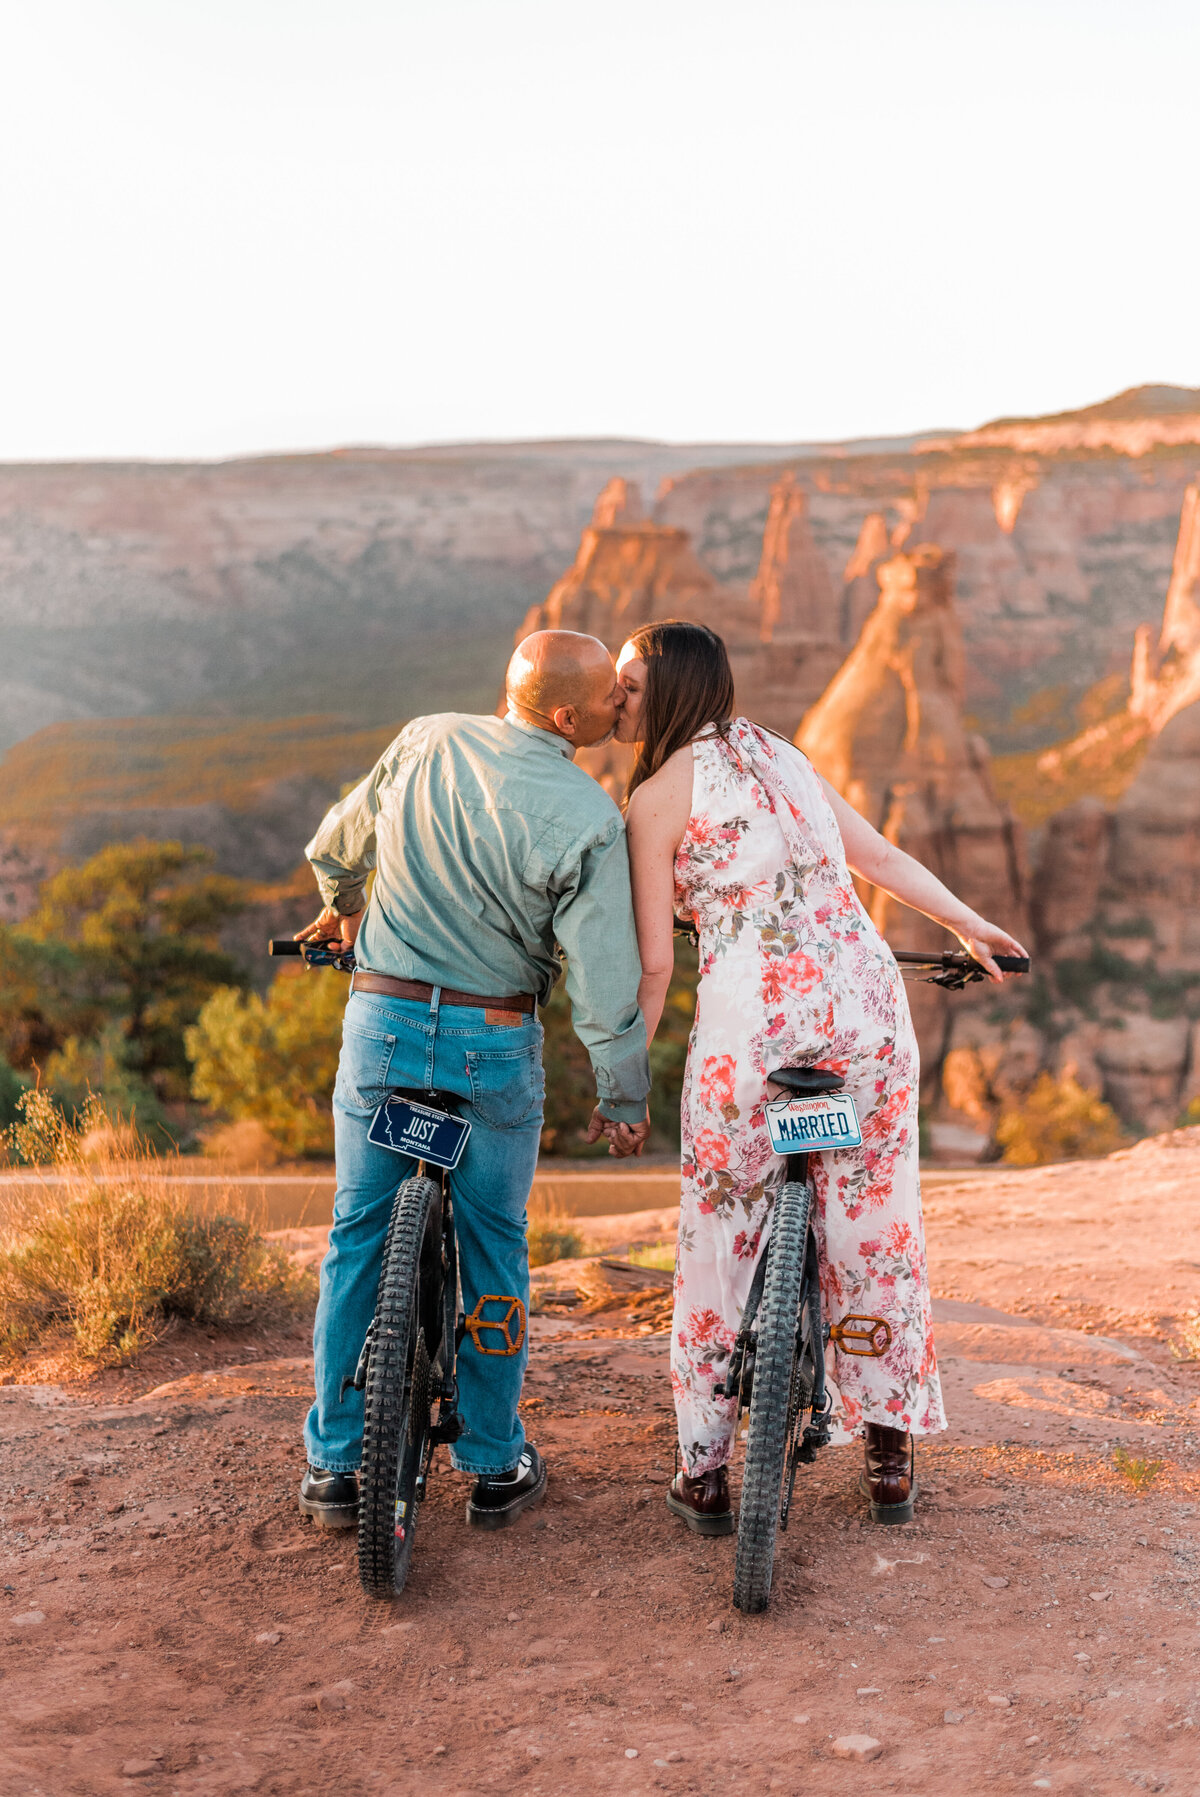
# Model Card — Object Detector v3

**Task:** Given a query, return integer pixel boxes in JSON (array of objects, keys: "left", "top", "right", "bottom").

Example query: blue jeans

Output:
[{"left": 304, "top": 988, "right": 545, "bottom": 1476}]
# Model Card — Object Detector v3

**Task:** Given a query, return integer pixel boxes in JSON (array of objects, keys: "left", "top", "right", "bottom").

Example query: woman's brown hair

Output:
[{"left": 624, "top": 619, "right": 736, "bottom": 800}]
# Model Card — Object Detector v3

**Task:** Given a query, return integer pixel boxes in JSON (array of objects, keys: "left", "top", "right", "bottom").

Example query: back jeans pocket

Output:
[
  {"left": 465, "top": 1042, "right": 544, "bottom": 1129},
  {"left": 333, "top": 1022, "right": 398, "bottom": 1116}
]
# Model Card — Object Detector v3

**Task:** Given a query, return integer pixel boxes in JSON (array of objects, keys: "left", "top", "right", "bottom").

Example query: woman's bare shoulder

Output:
[{"left": 626, "top": 744, "right": 694, "bottom": 835}]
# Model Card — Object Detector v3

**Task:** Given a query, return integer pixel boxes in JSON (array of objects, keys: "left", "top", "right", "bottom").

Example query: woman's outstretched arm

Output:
[
  {"left": 818, "top": 775, "right": 1029, "bottom": 981},
  {"left": 624, "top": 748, "right": 694, "bottom": 1042}
]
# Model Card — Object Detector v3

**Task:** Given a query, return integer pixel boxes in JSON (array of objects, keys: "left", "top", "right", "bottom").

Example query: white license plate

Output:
[{"left": 766, "top": 1091, "right": 862, "bottom": 1154}]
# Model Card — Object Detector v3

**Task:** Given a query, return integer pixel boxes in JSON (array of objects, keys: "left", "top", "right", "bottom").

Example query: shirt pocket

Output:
[
  {"left": 333, "top": 1021, "right": 398, "bottom": 1116},
  {"left": 464, "top": 1041, "right": 544, "bottom": 1130}
]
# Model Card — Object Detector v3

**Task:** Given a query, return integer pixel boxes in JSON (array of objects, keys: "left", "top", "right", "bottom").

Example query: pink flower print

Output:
[
  {"left": 761, "top": 950, "right": 820, "bottom": 1008},
  {"left": 698, "top": 1054, "right": 737, "bottom": 1112},
  {"left": 693, "top": 1126, "right": 731, "bottom": 1171}
]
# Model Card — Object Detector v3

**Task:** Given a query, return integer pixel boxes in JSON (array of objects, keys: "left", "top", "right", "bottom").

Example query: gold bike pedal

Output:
[
  {"left": 463, "top": 1294, "right": 527, "bottom": 1356},
  {"left": 828, "top": 1314, "right": 892, "bottom": 1357}
]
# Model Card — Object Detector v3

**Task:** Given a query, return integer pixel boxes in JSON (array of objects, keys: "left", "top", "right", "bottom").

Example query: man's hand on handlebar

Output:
[
  {"left": 952, "top": 916, "right": 1031, "bottom": 983},
  {"left": 585, "top": 1105, "right": 652, "bottom": 1159},
  {"left": 295, "top": 906, "right": 365, "bottom": 955}
]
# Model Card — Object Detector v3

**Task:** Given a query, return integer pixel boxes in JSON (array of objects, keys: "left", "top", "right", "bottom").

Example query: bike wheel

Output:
[
  {"left": 358, "top": 1174, "right": 443, "bottom": 1599},
  {"left": 733, "top": 1177, "right": 812, "bottom": 1615}
]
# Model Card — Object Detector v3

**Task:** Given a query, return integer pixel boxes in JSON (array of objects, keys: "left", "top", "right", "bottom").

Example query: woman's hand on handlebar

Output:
[
  {"left": 952, "top": 916, "right": 1030, "bottom": 983},
  {"left": 295, "top": 906, "right": 365, "bottom": 954}
]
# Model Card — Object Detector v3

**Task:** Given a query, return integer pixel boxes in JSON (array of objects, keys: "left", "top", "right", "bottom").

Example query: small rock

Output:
[
  {"left": 943, "top": 1710, "right": 965, "bottom": 1725},
  {"left": 105, "top": 1502, "right": 125, "bottom": 1516},
  {"left": 13, "top": 1611, "right": 46, "bottom": 1627},
  {"left": 980, "top": 1575, "right": 1010, "bottom": 1590},
  {"left": 707, "top": 1617, "right": 726, "bottom": 1633},
  {"left": 506, "top": 1611, "right": 520, "bottom": 1622},
  {"left": 255, "top": 1631, "right": 282, "bottom": 1645},
  {"left": 317, "top": 1692, "right": 346, "bottom": 1713},
  {"left": 1073, "top": 1652, "right": 1091, "bottom": 1663},
  {"left": 625, "top": 1747, "right": 639, "bottom": 1759},
  {"left": 857, "top": 1686, "right": 883, "bottom": 1696},
  {"left": 726, "top": 1667, "right": 741, "bottom": 1681},
  {"left": 66, "top": 1473, "right": 89, "bottom": 1487},
  {"left": 831, "top": 1735, "right": 883, "bottom": 1763},
  {"left": 590, "top": 1588, "right": 601, "bottom": 1599},
  {"left": 1033, "top": 1783, "right": 1051, "bottom": 1791},
  {"left": 1088, "top": 1589, "right": 1111, "bottom": 1602},
  {"left": 665, "top": 1751, "right": 684, "bottom": 1763},
  {"left": 791, "top": 1714, "right": 810, "bottom": 1725},
  {"left": 431, "top": 1744, "right": 447, "bottom": 1757},
  {"left": 120, "top": 1758, "right": 163, "bottom": 1778},
  {"left": 988, "top": 1695, "right": 1011, "bottom": 1708},
  {"left": 1024, "top": 1734, "right": 1040, "bottom": 1745},
  {"left": 526, "top": 1747, "right": 541, "bottom": 1760}
]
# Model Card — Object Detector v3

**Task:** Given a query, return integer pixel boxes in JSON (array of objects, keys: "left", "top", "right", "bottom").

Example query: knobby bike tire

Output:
[
  {"left": 733, "top": 1178, "right": 812, "bottom": 1615},
  {"left": 357, "top": 1174, "right": 441, "bottom": 1599}
]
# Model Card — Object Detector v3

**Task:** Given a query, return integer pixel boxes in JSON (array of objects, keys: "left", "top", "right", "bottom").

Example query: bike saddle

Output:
[
  {"left": 768, "top": 1067, "right": 846, "bottom": 1097},
  {"left": 389, "top": 1086, "right": 460, "bottom": 1113}
]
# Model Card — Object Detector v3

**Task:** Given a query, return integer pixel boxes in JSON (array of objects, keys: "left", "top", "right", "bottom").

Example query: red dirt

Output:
[{"left": 2, "top": 1135, "right": 1199, "bottom": 1796}]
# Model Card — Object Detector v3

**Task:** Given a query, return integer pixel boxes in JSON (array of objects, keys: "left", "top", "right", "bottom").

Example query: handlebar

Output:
[
  {"left": 893, "top": 949, "right": 1029, "bottom": 988},
  {"left": 268, "top": 938, "right": 357, "bottom": 972}
]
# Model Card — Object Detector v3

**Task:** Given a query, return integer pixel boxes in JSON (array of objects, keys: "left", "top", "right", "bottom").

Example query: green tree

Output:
[
  {"left": 0, "top": 925, "right": 95, "bottom": 1070},
  {"left": 27, "top": 840, "right": 246, "bottom": 1094},
  {"left": 185, "top": 966, "right": 346, "bottom": 1158}
]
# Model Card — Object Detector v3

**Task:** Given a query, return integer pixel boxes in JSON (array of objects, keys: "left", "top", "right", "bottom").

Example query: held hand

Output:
[
  {"left": 295, "top": 906, "right": 364, "bottom": 953},
  {"left": 953, "top": 917, "right": 1030, "bottom": 983},
  {"left": 585, "top": 1105, "right": 652, "bottom": 1159}
]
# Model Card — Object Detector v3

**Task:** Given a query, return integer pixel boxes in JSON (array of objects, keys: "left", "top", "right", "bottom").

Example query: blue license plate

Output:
[
  {"left": 765, "top": 1091, "right": 862, "bottom": 1154},
  {"left": 368, "top": 1097, "right": 471, "bottom": 1170}
]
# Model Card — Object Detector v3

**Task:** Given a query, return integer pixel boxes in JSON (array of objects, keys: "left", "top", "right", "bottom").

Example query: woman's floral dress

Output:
[{"left": 671, "top": 719, "right": 946, "bottom": 1474}]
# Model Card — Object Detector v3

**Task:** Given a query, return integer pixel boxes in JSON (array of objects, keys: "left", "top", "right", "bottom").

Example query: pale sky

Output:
[{"left": 1, "top": 0, "right": 1197, "bottom": 461}]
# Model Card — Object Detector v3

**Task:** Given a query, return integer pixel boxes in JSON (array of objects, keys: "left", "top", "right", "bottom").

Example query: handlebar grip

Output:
[
  {"left": 267, "top": 939, "right": 305, "bottom": 956},
  {"left": 993, "top": 955, "right": 1030, "bottom": 973}
]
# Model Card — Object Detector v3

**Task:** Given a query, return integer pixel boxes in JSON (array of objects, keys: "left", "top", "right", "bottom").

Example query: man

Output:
[{"left": 296, "top": 630, "right": 652, "bottom": 1531}]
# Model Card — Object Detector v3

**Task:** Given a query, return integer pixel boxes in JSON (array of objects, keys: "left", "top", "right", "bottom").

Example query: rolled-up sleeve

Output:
[
  {"left": 550, "top": 819, "right": 650, "bottom": 1123},
  {"left": 305, "top": 762, "right": 385, "bottom": 916}
]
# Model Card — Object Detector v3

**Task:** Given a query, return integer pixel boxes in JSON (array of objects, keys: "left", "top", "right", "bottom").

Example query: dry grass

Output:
[
  {"left": 527, "top": 1215, "right": 586, "bottom": 1268},
  {"left": 626, "top": 1240, "right": 676, "bottom": 1273},
  {"left": 0, "top": 1091, "right": 312, "bottom": 1368}
]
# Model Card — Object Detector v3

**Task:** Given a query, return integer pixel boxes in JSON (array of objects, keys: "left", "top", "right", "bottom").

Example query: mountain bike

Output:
[
  {"left": 270, "top": 939, "right": 514, "bottom": 1599},
  {"left": 720, "top": 945, "right": 1030, "bottom": 1614}
]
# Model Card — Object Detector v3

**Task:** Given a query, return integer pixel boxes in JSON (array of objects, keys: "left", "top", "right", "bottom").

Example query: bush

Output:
[
  {"left": 186, "top": 966, "right": 346, "bottom": 1158},
  {"left": 527, "top": 1219, "right": 585, "bottom": 1267},
  {"left": 994, "top": 1069, "right": 1125, "bottom": 1167},
  {"left": 0, "top": 1056, "right": 26, "bottom": 1130},
  {"left": 0, "top": 1092, "right": 310, "bottom": 1365},
  {"left": 41, "top": 1023, "right": 168, "bottom": 1142}
]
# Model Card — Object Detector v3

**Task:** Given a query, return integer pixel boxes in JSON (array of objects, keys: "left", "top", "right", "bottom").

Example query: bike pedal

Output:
[{"left": 463, "top": 1294, "right": 526, "bottom": 1357}]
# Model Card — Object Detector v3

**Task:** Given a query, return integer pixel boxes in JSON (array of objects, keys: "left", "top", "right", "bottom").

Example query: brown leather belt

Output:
[{"left": 351, "top": 970, "right": 536, "bottom": 1016}]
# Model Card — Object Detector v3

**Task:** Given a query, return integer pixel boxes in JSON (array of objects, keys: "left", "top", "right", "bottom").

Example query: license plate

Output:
[
  {"left": 368, "top": 1097, "right": 471, "bottom": 1170},
  {"left": 765, "top": 1091, "right": 862, "bottom": 1154}
]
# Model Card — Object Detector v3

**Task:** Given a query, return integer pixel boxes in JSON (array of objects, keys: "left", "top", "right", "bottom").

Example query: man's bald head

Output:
[{"left": 506, "top": 630, "right": 625, "bottom": 749}]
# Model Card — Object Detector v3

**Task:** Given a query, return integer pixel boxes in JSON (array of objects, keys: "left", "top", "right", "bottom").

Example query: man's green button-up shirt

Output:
[{"left": 305, "top": 711, "right": 650, "bottom": 1123}]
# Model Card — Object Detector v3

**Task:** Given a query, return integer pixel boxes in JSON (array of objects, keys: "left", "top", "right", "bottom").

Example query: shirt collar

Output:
[{"left": 504, "top": 709, "right": 576, "bottom": 761}]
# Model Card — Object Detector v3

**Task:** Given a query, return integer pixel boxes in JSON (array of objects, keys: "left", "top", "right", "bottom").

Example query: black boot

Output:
[
  {"left": 298, "top": 1466, "right": 359, "bottom": 1529},
  {"left": 465, "top": 1444, "right": 547, "bottom": 1530}
]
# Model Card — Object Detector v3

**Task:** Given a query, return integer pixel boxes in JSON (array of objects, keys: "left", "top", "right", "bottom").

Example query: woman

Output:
[{"left": 615, "top": 620, "right": 1027, "bottom": 1533}]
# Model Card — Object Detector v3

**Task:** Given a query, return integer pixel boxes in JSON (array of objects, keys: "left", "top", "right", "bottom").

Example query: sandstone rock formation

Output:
[
  {"left": 795, "top": 544, "right": 1030, "bottom": 1121},
  {"left": 521, "top": 472, "right": 850, "bottom": 741},
  {"left": 796, "top": 545, "right": 1026, "bottom": 943},
  {"left": 932, "top": 384, "right": 1200, "bottom": 458}
]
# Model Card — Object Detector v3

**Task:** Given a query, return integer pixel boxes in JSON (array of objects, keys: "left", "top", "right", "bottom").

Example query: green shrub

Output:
[
  {"left": 995, "top": 1070, "right": 1125, "bottom": 1166},
  {"left": 0, "top": 1094, "right": 310, "bottom": 1365},
  {"left": 527, "top": 1219, "right": 585, "bottom": 1267},
  {"left": 186, "top": 966, "right": 346, "bottom": 1158},
  {"left": 0, "top": 1184, "right": 310, "bottom": 1364},
  {"left": 0, "top": 1057, "right": 26, "bottom": 1130}
]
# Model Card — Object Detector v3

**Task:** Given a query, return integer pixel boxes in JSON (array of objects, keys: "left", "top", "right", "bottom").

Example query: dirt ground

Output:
[{"left": 2, "top": 1134, "right": 1199, "bottom": 1797}]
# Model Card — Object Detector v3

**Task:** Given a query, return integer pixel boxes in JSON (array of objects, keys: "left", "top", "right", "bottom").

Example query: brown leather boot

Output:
[
  {"left": 665, "top": 1464, "right": 735, "bottom": 1536},
  {"left": 860, "top": 1423, "right": 917, "bottom": 1524}
]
